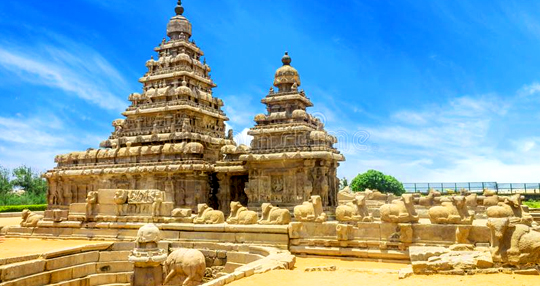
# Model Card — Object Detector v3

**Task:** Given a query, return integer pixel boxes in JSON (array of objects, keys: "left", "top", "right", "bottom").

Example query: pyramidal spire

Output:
[{"left": 175, "top": 0, "right": 184, "bottom": 16}]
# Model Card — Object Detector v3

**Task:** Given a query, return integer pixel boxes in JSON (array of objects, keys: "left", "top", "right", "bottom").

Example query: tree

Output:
[
  {"left": 0, "top": 166, "right": 11, "bottom": 194},
  {"left": 11, "top": 166, "right": 47, "bottom": 196},
  {"left": 339, "top": 177, "right": 348, "bottom": 189},
  {"left": 350, "top": 169, "right": 405, "bottom": 195}
]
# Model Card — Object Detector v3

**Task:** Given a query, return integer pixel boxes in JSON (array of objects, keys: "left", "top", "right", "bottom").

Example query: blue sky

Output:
[{"left": 1, "top": 0, "right": 540, "bottom": 183}]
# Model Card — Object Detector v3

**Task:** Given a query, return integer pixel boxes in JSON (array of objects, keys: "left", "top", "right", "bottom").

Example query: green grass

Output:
[
  {"left": 0, "top": 204, "right": 47, "bottom": 213},
  {"left": 524, "top": 200, "right": 540, "bottom": 209},
  {"left": 0, "top": 192, "right": 46, "bottom": 206}
]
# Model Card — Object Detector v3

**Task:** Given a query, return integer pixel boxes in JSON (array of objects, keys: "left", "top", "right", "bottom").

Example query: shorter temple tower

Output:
[{"left": 218, "top": 53, "right": 344, "bottom": 210}]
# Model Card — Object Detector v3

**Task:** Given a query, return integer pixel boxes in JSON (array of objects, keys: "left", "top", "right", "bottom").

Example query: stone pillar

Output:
[{"left": 129, "top": 224, "right": 167, "bottom": 286}]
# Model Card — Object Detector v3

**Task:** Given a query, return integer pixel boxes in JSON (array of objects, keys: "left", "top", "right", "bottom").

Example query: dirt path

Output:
[{"left": 229, "top": 256, "right": 538, "bottom": 286}]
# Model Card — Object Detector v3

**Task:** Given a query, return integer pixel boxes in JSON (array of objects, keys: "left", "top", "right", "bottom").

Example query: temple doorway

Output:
[{"left": 230, "top": 175, "right": 249, "bottom": 206}]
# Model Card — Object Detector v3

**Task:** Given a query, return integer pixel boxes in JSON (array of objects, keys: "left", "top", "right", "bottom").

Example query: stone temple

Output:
[{"left": 44, "top": 1, "right": 344, "bottom": 215}]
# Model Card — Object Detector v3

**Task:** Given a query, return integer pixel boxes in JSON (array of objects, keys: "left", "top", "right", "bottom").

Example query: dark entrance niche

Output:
[{"left": 230, "top": 175, "right": 249, "bottom": 206}]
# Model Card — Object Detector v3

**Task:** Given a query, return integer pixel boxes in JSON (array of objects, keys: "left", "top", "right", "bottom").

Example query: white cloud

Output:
[
  {"left": 339, "top": 91, "right": 540, "bottom": 183},
  {"left": 0, "top": 40, "right": 129, "bottom": 112},
  {"left": 234, "top": 128, "right": 253, "bottom": 147}
]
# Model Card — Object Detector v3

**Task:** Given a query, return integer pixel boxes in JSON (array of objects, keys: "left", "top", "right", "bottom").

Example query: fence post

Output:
[
  {"left": 468, "top": 182, "right": 471, "bottom": 192},
  {"left": 455, "top": 183, "right": 457, "bottom": 192},
  {"left": 441, "top": 183, "right": 444, "bottom": 193},
  {"left": 525, "top": 184, "right": 527, "bottom": 193},
  {"left": 414, "top": 183, "right": 417, "bottom": 193},
  {"left": 510, "top": 183, "right": 513, "bottom": 194}
]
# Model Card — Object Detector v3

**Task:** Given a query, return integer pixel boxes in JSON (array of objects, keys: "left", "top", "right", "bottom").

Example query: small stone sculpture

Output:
[
  {"left": 379, "top": 194, "right": 419, "bottom": 223},
  {"left": 465, "top": 193, "right": 478, "bottom": 207},
  {"left": 193, "top": 204, "right": 225, "bottom": 224},
  {"left": 172, "top": 208, "right": 192, "bottom": 218},
  {"left": 335, "top": 195, "right": 373, "bottom": 223},
  {"left": 418, "top": 190, "right": 440, "bottom": 207},
  {"left": 226, "top": 201, "right": 258, "bottom": 225},
  {"left": 487, "top": 194, "right": 533, "bottom": 225},
  {"left": 163, "top": 248, "right": 206, "bottom": 286},
  {"left": 151, "top": 190, "right": 164, "bottom": 217},
  {"left": 364, "top": 189, "right": 388, "bottom": 201},
  {"left": 114, "top": 190, "right": 127, "bottom": 216},
  {"left": 20, "top": 209, "right": 43, "bottom": 227},
  {"left": 487, "top": 218, "right": 540, "bottom": 265},
  {"left": 428, "top": 196, "right": 474, "bottom": 225},
  {"left": 85, "top": 191, "right": 98, "bottom": 219},
  {"left": 258, "top": 203, "right": 291, "bottom": 225},
  {"left": 293, "top": 195, "right": 327, "bottom": 222}
]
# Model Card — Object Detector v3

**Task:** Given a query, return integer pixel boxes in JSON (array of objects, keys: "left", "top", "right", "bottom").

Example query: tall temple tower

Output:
[{"left": 45, "top": 1, "right": 234, "bottom": 211}]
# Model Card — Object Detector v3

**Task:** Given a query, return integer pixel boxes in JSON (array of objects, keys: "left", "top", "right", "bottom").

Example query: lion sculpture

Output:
[
  {"left": 193, "top": 204, "right": 225, "bottom": 224},
  {"left": 428, "top": 196, "right": 474, "bottom": 225},
  {"left": 20, "top": 209, "right": 43, "bottom": 227},
  {"left": 379, "top": 194, "right": 419, "bottom": 223},
  {"left": 335, "top": 195, "right": 373, "bottom": 223},
  {"left": 293, "top": 195, "right": 327, "bottom": 222},
  {"left": 258, "top": 203, "right": 291, "bottom": 225},
  {"left": 226, "top": 201, "right": 258, "bottom": 225},
  {"left": 163, "top": 248, "right": 206, "bottom": 286}
]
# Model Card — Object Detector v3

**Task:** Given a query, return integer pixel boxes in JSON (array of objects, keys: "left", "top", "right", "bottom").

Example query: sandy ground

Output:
[
  {"left": 229, "top": 257, "right": 539, "bottom": 286},
  {"left": 0, "top": 238, "right": 111, "bottom": 259},
  {"left": 0, "top": 217, "right": 23, "bottom": 227}
]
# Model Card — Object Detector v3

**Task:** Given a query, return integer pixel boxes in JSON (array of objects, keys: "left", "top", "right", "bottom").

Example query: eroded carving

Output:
[
  {"left": 428, "top": 196, "right": 474, "bottom": 225},
  {"left": 258, "top": 203, "right": 291, "bottom": 225},
  {"left": 194, "top": 204, "right": 225, "bottom": 224},
  {"left": 293, "top": 195, "right": 327, "bottom": 222},
  {"left": 226, "top": 201, "right": 258, "bottom": 225},
  {"left": 335, "top": 195, "right": 373, "bottom": 223},
  {"left": 20, "top": 209, "right": 43, "bottom": 227},
  {"left": 380, "top": 194, "right": 419, "bottom": 223},
  {"left": 164, "top": 248, "right": 206, "bottom": 286}
]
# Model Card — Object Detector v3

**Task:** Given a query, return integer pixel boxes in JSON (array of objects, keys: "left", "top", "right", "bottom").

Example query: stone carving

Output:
[
  {"left": 486, "top": 194, "right": 533, "bottom": 224},
  {"left": 293, "top": 195, "right": 327, "bottom": 222},
  {"left": 465, "top": 193, "right": 478, "bottom": 207},
  {"left": 194, "top": 204, "right": 225, "bottom": 224},
  {"left": 85, "top": 190, "right": 98, "bottom": 219},
  {"left": 364, "top": 189, "right": 389, "bottom": 201},
  {"left": 428, "top": 196, "right": 474, "bottom": 225},
  {"left": 151, "top": 190, "right": 164, "bottom": 217},
  {"left": 114, "top": 190, "right": 128, "bottom": 216},
  {"left": 171, "top": 208, "right": 192, "bottom": 218},
  {"left": 226, "top": 201, "right": 258, "bottom": 225},
  {"left": 258, "top": 203, "right": 291, "bottom": 225},
  {"left": 129, "top": 224, "right": 167, "bottom": 286},
  {"left": 418, "top": 190, "right": 440, "bottom": 207},
  {"left": 336, "top": 224, "right": 353, "bottom": 241},
  {"left": 20, "top": 209, "right": 43, "bottom": 227},
  {"left": 335, "top": 195, "right": 373, "bottom": 223},
  {"left": 163, "top": 248, "right": 206, "bottom": 286},
  {"left": 380, "top": 194, "right": 419, "bottom": 223},
  {"left": 487, "top": 218, "right": 540, "bottom": 265}
]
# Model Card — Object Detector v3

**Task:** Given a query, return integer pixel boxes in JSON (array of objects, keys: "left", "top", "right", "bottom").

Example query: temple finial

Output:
[
  {"left": 175, "top": 0, "right": 184, "bottom": 16},
  {"left": 282, "top": 51, "right": 291, "bottom": 66}
]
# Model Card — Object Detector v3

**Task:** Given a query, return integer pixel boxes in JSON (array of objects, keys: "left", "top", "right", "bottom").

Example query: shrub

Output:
[
  {"left": 524, "top": 200, "right": 540, "bottom": 209},
  {"left": 350, "top": 169, "right": 406, "bottom": 196},
  {"left": 0, "top": 204, "right": 47, "bottom": 213}
]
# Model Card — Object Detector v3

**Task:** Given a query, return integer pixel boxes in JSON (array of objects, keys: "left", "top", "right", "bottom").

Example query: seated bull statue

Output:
[
  {"left": 163, "top": 248, "right": 206, "bottom": 286},
  {"left": 488, "top": 217, "right": 540, "bottom": 265},
  {"left": 226, "top": 201, "right": 258, "bottom": 225},
  {"left": 380, "top": 194, "right": 419, "bottom": 223},
  {"left": 418, "top": 189, "right": 440, "bottom": 207},
  {"left": 487, "top": 194, "right": 533, "bottom": 225},
  {"left": 193, "top": 204, "right": 225, "bottom": 224},
  {"left": 335, "top": 195, "right": 373, "bottom": 223},
  {"left": 20, "top": 209, "right": 43, "bottom": 227},
  {"left": 258, "top": 203, "right": 291, "bottom": 225},
  {"left": 364, "top": 189, "right": 389, "bottom": 201},
  {"left": 428, "top": 196, "right": 474, "bottom": 225},
  {"left": 293, "top": 195, "right": 327, "bottom": 222}
]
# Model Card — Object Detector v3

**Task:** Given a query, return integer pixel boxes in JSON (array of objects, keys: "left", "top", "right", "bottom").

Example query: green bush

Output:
[
  {"left": 524, "top": 200, "right": 540, "bottom": 209},
  {"left": 0, "top": 204, "right": 47, "bottom": 213},
  {"left": 350, "top": 169, "right": 406, "bottom": 196},
  {"left": 0, "top": 192, "right": 47, "bottom": 206}
]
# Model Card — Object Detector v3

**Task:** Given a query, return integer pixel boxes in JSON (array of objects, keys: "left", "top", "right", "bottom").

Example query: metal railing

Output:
[{"left": 403, "top": 182, "right": 540, "bottom": 195}]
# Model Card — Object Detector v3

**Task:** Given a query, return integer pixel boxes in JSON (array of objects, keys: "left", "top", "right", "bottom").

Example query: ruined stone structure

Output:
[{"left": 43, "top": 1, "right": 343, "bottom": 217}]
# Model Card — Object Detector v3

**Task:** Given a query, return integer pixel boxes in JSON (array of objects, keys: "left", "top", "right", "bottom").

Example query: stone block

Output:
[
  {"left": 223, "top": 262, "right": 243, "bottom": 273},
  {"left": 49, "top": 267, "right": 73, "bottom": 284},
  {"left": 180, "top": 231, "right": 235, "bottom": 242},
  {"left": 354, "top": 222, "right": 381, "bottom": 240},
  {"left": 226, "top": 252, "right": 263, "bottom": 264},
  {"left": 96, "top": 261, "right": 133, "bottom": 273},
  {"left": 0, "top": 271, "right": 50, "bottom": 286},
  {"left": 408, "top": 246, "right": 449, "bottom": 262},
  {"left": 111, "top": 242, "right": 136, "bottom": 251},
  {"left": 46, "top": 252, "right": 99, "bottom": 271},
  {"left": 71, "top": 263, "right": 97, "bottom": 279},
  {"left": 0, "top": 259, "right": 46, "bottom": 281},
  {"left": 99, "top": 251, "right": 131, "bottom": 262}
]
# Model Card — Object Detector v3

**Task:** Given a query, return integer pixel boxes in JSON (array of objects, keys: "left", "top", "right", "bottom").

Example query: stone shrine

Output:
[{"left": 43, "top": 0, "right": 344, "bottom": 218}]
